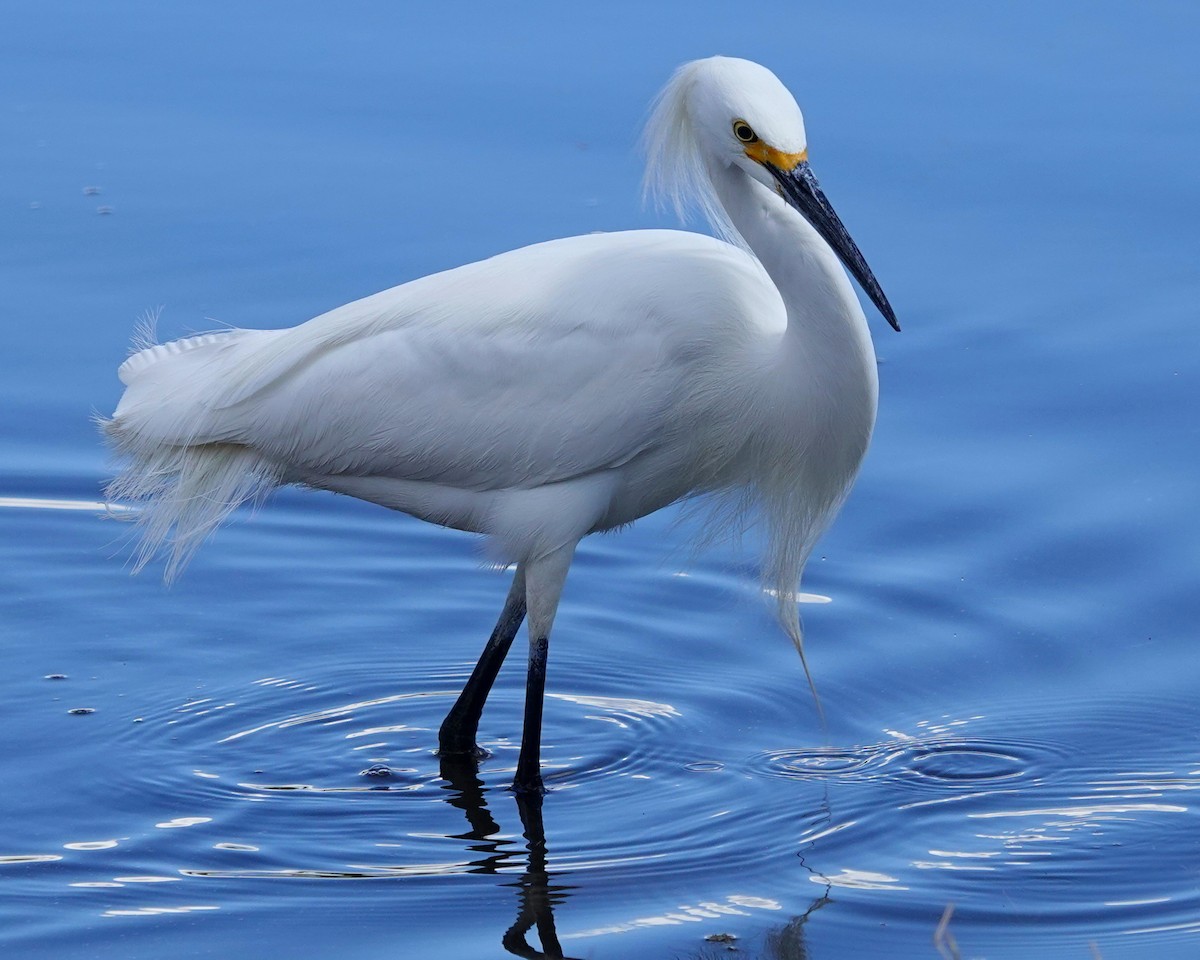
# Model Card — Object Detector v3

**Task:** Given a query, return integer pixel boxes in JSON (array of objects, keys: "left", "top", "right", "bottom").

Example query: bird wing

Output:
[{"left": 114, "top": 230, "right": 782, "bottom": 492}]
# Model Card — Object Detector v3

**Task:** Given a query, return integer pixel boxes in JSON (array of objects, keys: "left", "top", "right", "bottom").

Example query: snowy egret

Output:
[{"left": 104, "top": 56, "right": 899, "bottom": 795}]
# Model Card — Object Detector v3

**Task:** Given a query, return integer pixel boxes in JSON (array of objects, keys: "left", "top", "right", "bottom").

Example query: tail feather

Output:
[
  {"left": 104, "top": 323, "right": 283, "bottom": 580},
  {"left": 103, "top": 427, "right": 281, "bottom": 581},
  {"left": 118, "top": 331, "right": 241, "bottom": 384}
]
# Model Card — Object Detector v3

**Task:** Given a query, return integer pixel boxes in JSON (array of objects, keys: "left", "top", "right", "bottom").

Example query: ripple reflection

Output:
[{"left": 764, "top": 698, "right": 1200, "bottom": 949}]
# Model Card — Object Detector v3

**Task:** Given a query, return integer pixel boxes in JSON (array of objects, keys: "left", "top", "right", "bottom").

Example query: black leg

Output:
[
  {"left": 509, "top": 543, "right": 574, "bottom": 795},
  {"left": 439, "top": 567, "right": 526, "bottom": 758},
  {"left": 513, "top": 633, "right": 549, "bottom": 795}
]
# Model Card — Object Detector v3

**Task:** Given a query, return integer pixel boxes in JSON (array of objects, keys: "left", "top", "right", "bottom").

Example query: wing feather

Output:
[{"left": 114, "top": 230, "right": 781, "bottom": 493}]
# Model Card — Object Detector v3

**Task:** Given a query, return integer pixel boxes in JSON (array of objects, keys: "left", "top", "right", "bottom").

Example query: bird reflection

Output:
[
  {"left": 438, "top": 754, "right": 581, "bottom": 959},
  {"left": 760, "top": 885, "right": 830, "bottom": 960},
  {"left": 438, "top": 753, "right": 834, "bottom": 960},
  {"left": 684, "top": 886, "right": 829, "bottom": 960}
]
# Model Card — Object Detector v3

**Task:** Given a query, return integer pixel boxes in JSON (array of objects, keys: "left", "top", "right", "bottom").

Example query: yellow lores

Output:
[
  {"left": 744, "top": 139, "right": 808, "bottom": 171},
  {"left": 733, "top": 117, "right": 808, "bottom": 170}
]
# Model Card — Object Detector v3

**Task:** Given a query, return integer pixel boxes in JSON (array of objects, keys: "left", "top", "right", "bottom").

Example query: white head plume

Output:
[{"left": 642, "top": 56, "right": 808, "bottom": 251}]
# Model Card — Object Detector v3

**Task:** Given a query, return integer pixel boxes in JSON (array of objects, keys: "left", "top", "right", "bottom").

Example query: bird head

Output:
[{"left": 643, "top": 56, "right": 900, "bottom": 332}]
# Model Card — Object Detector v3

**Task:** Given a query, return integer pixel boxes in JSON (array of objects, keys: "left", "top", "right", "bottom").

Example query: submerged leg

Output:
[
  {"left": 439, "top": 566, "right": 527, "bottom": 758},
  {"left": 513, "top": 545, "right": 575, "bottom": 796}
]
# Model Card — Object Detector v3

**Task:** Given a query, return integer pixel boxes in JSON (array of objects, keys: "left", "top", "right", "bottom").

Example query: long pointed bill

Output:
[{"left": 769, "top": 160, "right": 901, "bottom": 332}]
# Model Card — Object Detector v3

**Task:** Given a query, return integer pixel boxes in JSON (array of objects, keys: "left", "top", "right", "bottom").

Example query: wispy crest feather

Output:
[{"left": 641, "top": 62, "right": 748, "bottom": 252}]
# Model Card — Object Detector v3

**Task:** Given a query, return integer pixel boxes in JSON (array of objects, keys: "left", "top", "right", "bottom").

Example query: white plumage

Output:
[{"left": 104, "top": 56, "right": 899, "bottom": 794}]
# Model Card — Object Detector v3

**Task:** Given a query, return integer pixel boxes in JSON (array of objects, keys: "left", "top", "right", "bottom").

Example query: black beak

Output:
[{"left": 769, "top": 160, "right": 900, "bottom": 332}]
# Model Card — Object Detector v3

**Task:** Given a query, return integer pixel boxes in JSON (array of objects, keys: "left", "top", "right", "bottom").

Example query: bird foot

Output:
[
  {"left": 436, "top": 741, "right": 491, "bottom": 761},
  {"left": 510, "top": 773, "right": 547, "bottom": 797}
]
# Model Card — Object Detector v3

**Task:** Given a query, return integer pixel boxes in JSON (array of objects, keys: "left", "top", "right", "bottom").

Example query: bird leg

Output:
[
  {"left": 439, "top": 565, "right": 527, "bottom": 758},
  {"left": 514, "top": 634, "right": 550, "bottom": 795},
  {"left": 512, "top": 545, "right": 575, "bottom": 796}
]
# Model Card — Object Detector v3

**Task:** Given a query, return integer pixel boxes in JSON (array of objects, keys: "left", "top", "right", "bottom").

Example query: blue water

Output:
[{"left": 4, "top": 2, "right": 1199, "bottom": 958}]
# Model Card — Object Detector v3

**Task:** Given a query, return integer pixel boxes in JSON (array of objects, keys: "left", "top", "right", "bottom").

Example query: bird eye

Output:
[{"left": 733, "top": 120, "right": 758, "bottom": 144}]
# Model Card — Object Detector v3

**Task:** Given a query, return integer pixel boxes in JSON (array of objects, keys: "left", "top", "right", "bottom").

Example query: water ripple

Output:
[
  {"left": 758, "top": 696, "right": 1200, "bottom": 949},
  {"left": 752, "top": 734, "right": 1049, "bottom": 792}
]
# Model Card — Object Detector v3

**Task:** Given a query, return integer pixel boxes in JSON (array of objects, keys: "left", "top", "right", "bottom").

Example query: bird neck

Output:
[
  {"left": 716, "top": 162, "right": 864, "bottom": 329},
  {"left": 710, "top": 157, "right": 878, "bottom": 391},
  {"left": 709, "top": 158, "right": 880, "bottom": 470}
]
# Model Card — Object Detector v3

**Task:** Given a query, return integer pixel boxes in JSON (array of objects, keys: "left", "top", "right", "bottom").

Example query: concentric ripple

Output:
[
  {"left": 735, "top": 695, "right": 1200, "bottom": 953},
  {"left": 905, "top": 740, "right": 1028, "bottom": 783},
  {"left": 753, "top": 734, "right": 1043, "bottom": 790}
]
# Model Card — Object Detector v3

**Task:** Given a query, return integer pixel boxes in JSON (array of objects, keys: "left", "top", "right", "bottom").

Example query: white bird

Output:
[{"left": 103, "top": 56, "right": 899, "bottom": 795}]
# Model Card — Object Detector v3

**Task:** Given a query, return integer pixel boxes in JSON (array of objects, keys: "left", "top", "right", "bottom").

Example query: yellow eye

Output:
[{"left": 733, "top": 120, "right": 758, "bottom": 144}]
